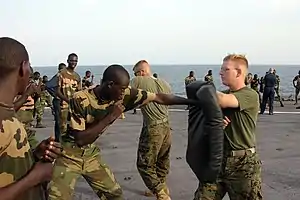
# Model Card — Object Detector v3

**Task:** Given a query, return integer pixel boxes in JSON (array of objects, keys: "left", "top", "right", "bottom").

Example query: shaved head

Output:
[
  {"left": 133, "top": 60, "right": 151, "bottom": 76},
  {"left": 102, "top": 64, "right": 130, "bottom": 85},
  {"left": 0, "top": 37, "right": 29, "bottom": 77}
]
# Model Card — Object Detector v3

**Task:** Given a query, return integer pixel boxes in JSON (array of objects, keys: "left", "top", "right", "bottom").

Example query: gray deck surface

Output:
[{"left": 35, "top": 101, "right": 300, "bottom": 200}]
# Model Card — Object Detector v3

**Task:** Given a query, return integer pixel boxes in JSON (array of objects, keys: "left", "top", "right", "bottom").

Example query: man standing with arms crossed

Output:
[
  {"left": 196, "top": 54, "right": 262, "bottom": 199},
  {"left": 131, "top": 60, "right": 172, "bottom": 200}
]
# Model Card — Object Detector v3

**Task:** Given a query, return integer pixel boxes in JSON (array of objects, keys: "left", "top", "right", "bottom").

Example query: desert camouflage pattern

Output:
[
  {"left": 185, "top": 76, "right": 196, "bottom": 86},
  {"left": 0, "top": 106, "right": 45, "bottom": 200},
  {"left": 34, "top": 84, "right": 52, "bottom": 124},
  {"left": 204, "top": 74, "right": 213, "bottom": 82},
  {"left": 15, "top": 95, "right": 39, "bottom": 148},
  {"left": 57, "top": 68, "right": 81, "bottom": 109},
  {"left": 193, "top": 153, "right": 262, "bottom": 200},
  {"left": 48, "top": 87, "right": 155, "bottom": 200},
  {"left": 57, "top": 69, "right": 81, "bottom": 133}
]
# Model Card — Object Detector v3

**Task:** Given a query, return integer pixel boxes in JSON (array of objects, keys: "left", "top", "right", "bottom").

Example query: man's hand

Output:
[
  {"left": 223, "top": 116, "right": 231, "bottom": 129},
  {"left": 28, "top": 162, "right": 54, "bottom": 184},
  {"left": 34, "top": 136, "right": 62, "bottom": 162},
  {"left": 108, "top": 101, "right": 125, "bottom": 121},
  {"left": 25, "top": 83, "right": 40, "bottom": 96}
]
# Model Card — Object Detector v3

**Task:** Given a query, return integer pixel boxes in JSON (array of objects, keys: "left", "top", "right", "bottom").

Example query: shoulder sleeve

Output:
[
  {"left": 123, "top": 87, "right": 155, "bottom": 111},
  {"left": 69, "top": 92, "right": 86, "bottom": 131},
  {"left": 57, "top": 72, "right": 63, "bottom": 88},
  {"left": 232, "top": 88, "right": 259, "bottom": 111},
  {"left": 0, "top": 120, "right": 14, "bottom": 155}
]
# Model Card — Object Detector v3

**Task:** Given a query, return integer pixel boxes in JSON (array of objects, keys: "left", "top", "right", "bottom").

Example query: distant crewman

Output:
[
  {"left": 251, "top": 74, "right": 261, "bottom": 105},
  {"left": 204, "top": 70, "right": 213, "bottom": 82},
  {"left": 260, "top": 68, "right": 276, "bottom": 115},
  {"left": 82, "top": 70, "right": 94, "bottom": 89},
  {"left": 274, "top": 69, "right": 284, "bottom": 107},
  {"left": 185, "top": 71, "right": 196, "bottom": 110},
  {"left": 292, "top": 70, "right": 300, "bottom": 105},
  {"left": 245, "top": 73, "right": 252, "bottom": 87}
]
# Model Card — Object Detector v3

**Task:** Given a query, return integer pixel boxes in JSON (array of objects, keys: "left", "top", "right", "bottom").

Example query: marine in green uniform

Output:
[
  {"left": 193, "top": 54, "right": 262, "bottom": 200},
  {"left": 204, "top": 69, "right": 213, "bottom": 82},
  {"left": 274, "top": 70, "right": 284, "bottom": 107},
  {"left": 0, "top": 37, "right": 62, "bottom": 200},
  {"left": 48, "top": 64, "right": 195, "bottom": 200},
  {"left": 251, "top": 74, "right": 261, "bottom": 105},
  {"left": 131, "top": 60, "right": 172, "bottom": 199},
  {"left": 55, "top": 53, "right": 81, "bottom": 136}
]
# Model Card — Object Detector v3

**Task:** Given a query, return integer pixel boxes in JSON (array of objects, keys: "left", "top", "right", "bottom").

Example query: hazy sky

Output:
[{"left": 1, "top": 0, "right": 299, "bottom": 66}]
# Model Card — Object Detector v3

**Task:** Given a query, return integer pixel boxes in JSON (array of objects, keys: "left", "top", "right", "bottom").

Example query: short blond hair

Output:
[{"left": 223, "top": 54, "right": 248, "bottom": 68}]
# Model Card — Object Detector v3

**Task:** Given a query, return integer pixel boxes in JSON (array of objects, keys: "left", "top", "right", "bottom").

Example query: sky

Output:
[{"left": 1, "top": 0, "right": 299, "bottom": 66}]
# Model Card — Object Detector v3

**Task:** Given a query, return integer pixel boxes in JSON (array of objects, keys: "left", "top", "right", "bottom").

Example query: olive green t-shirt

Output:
[
  {"left": 222, "top": 87, "right": 259, "bottom": 150},
  {"left": 131, "top": 76, "right": 171, "bottom": 126}
]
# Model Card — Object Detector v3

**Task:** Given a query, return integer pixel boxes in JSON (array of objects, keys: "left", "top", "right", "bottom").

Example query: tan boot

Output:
[
  {"left": 143, "top": 190, "right": 154, "bottom": 197},
  {"left": 163, "top": 186, "right": 170, "bottom": 196},
  {"left": 156, "top": 189, "right": 171, "bottom": 200}
]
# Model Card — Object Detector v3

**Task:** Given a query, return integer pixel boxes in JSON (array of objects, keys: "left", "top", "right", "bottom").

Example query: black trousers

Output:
[{"left": 261, "top": 86, "right": 275, "bottom": 114}]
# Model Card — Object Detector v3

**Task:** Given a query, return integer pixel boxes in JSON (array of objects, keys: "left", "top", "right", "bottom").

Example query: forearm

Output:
[
  {"left": 154, "top": 93, "right": 198, "bottom": 105},
  {"left": 71, "top": 116, "right": 113, "bottom": 146},
  {"left": 14, "top": 94, "right": 29, "bottom": 111},
  {"left": 0, "top": 173, "right": 37, "bottom": 200},
  {"left": 55, "top": 89, "right": 69, "bottom": 103}
]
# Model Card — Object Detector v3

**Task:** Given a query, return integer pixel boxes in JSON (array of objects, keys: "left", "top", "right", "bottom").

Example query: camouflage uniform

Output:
[
  {"left": 57, "top": 68, "right": 81, "bottom": 137},
  {"left": 0, "top": 105, "right": 46, "bottom": 200},
  {"left": 35, "top": 83, "right": 53, "bottom": 125},
  {"left": 82, "top": 76, "right": 93, "bottom": 89},
  {"left": 275, "top": 74, "right": 284, "bottom": 107},
  {"left": 185, "top": 76, "right": 196, "bottom": 86},
  {"left": 48, "top": 87, "right": 155, "bottom": 200},
  {"left": 204, "top": 75, "right": 213, "bottom": 82},
  {"left": 131, "top": 76, "right": 172, "bottom": 198},
  {"left": 194, "top": 87, "right": 262, "bottom": 199},
  {"left": 15, "top": 95, "right": 39, "bottom": 148}
]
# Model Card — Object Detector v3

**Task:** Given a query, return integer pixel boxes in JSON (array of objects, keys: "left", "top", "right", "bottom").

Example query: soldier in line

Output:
[
  {"left": 15, "top": 67, "right": 40, "bottom": 148},
  {"left": 0, "top": 37, "right": 62, "bottom": 200},
  {"left": 131, "top": 60, "right": 172, "bottom": 200},
  {"left": 82, "top": 70, "right": 94, "bottom": 89},
  {"left": 58, "top": 62, "right": 66, "bottom": 71},
  {"left": 245, "top": 72, "right": 253, "bottom": 87},
  {"left": 32, "top": 71, "right": 46, "bottom": 128},
  {"left": 48, "top": 64, "right": 197, "bottom": 200},
  {"left": 194, "top": 54, "right": 262, "bottom": 199},
  {"left": 292, "top": 70, "right": 300, "bottom": 105},
  {"left": 55, "top": 53, "right": 81, "bottom": 136},
  {"left": 260, "top": 68, "right": 276, "bottom": 115},
  {"left": 274, "top": 69, "right": 284, "bottom": 107},
  {"left": 185, "top": 71, "right": 196, "bottom": 110},
  {"left": 251, "top": 74, "right": 261, "bottom": 106},
  {"left": 204, "top": 69, "right": 213, "bottom": 82}
]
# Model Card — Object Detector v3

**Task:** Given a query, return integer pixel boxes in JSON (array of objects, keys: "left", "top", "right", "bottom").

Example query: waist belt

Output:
[
  {"left": 228, "top": 147, "right": 255, "bottom": 157},
  {"left": 147, "top": 117, "right": 168, "bottom": 126}
]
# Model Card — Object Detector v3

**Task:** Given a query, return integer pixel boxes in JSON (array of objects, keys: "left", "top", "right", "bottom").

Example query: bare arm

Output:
[
  {"left": 151, "top": 93, "right": 198, "bottom": 106},
  {"left": 14, "top": 94, "right": 29, "bottom": 111},
  {"left": 0, "top": 169, "right": 41, "bottom": 200},
  {"left": 216, "top": 91, "right": 239, "bottom": 108}
]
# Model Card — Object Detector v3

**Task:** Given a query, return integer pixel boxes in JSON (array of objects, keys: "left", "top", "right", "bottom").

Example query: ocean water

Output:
[{"left": 34, "top": 65, "right": 300, "bottom": 98}]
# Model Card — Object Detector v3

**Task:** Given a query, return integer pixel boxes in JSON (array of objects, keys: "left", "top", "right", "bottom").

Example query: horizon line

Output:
[{"left": 33, "top": 63, "right": 300, "bottom": 68}]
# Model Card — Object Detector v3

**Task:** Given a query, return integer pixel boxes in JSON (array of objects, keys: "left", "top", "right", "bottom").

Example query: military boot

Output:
[
  {"left": 155, "top": 189, "right": 171, "bottom": 200},
  {"left": 36, "top": 120, "right": 46, "bottom": 128}
]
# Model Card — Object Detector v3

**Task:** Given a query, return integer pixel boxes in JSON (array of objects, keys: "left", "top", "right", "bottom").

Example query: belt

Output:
[
  {"left": 147, "top": 117, "right": 168, "bottom": 126},
  {"left": 228, "top": 147, "right": 255, "bottom": 157}
]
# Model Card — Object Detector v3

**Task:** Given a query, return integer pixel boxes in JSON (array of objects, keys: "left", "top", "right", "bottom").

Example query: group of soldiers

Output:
[{"left": 2, "top": 36, "right": 264, "bottom": 200}]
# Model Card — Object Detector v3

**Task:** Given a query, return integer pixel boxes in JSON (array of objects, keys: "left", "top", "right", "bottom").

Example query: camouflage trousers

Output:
[
  {"left": 34, "top": 98, "right": 45, "bottom": 122},
  {"left": 137, "top": 122, "right": 171, "bottom": 194},
  {"left": 16, "top": 109, "right": 39, "bottom": 148},
  {"left": 193, "top": 152, "right": 263, "bottom": 200},
  {"left": 59, "top": 108, "right": 69, "bottom": 134},
  {"left": 48, "top": 142, "right": 123, "bottom": 200}
]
